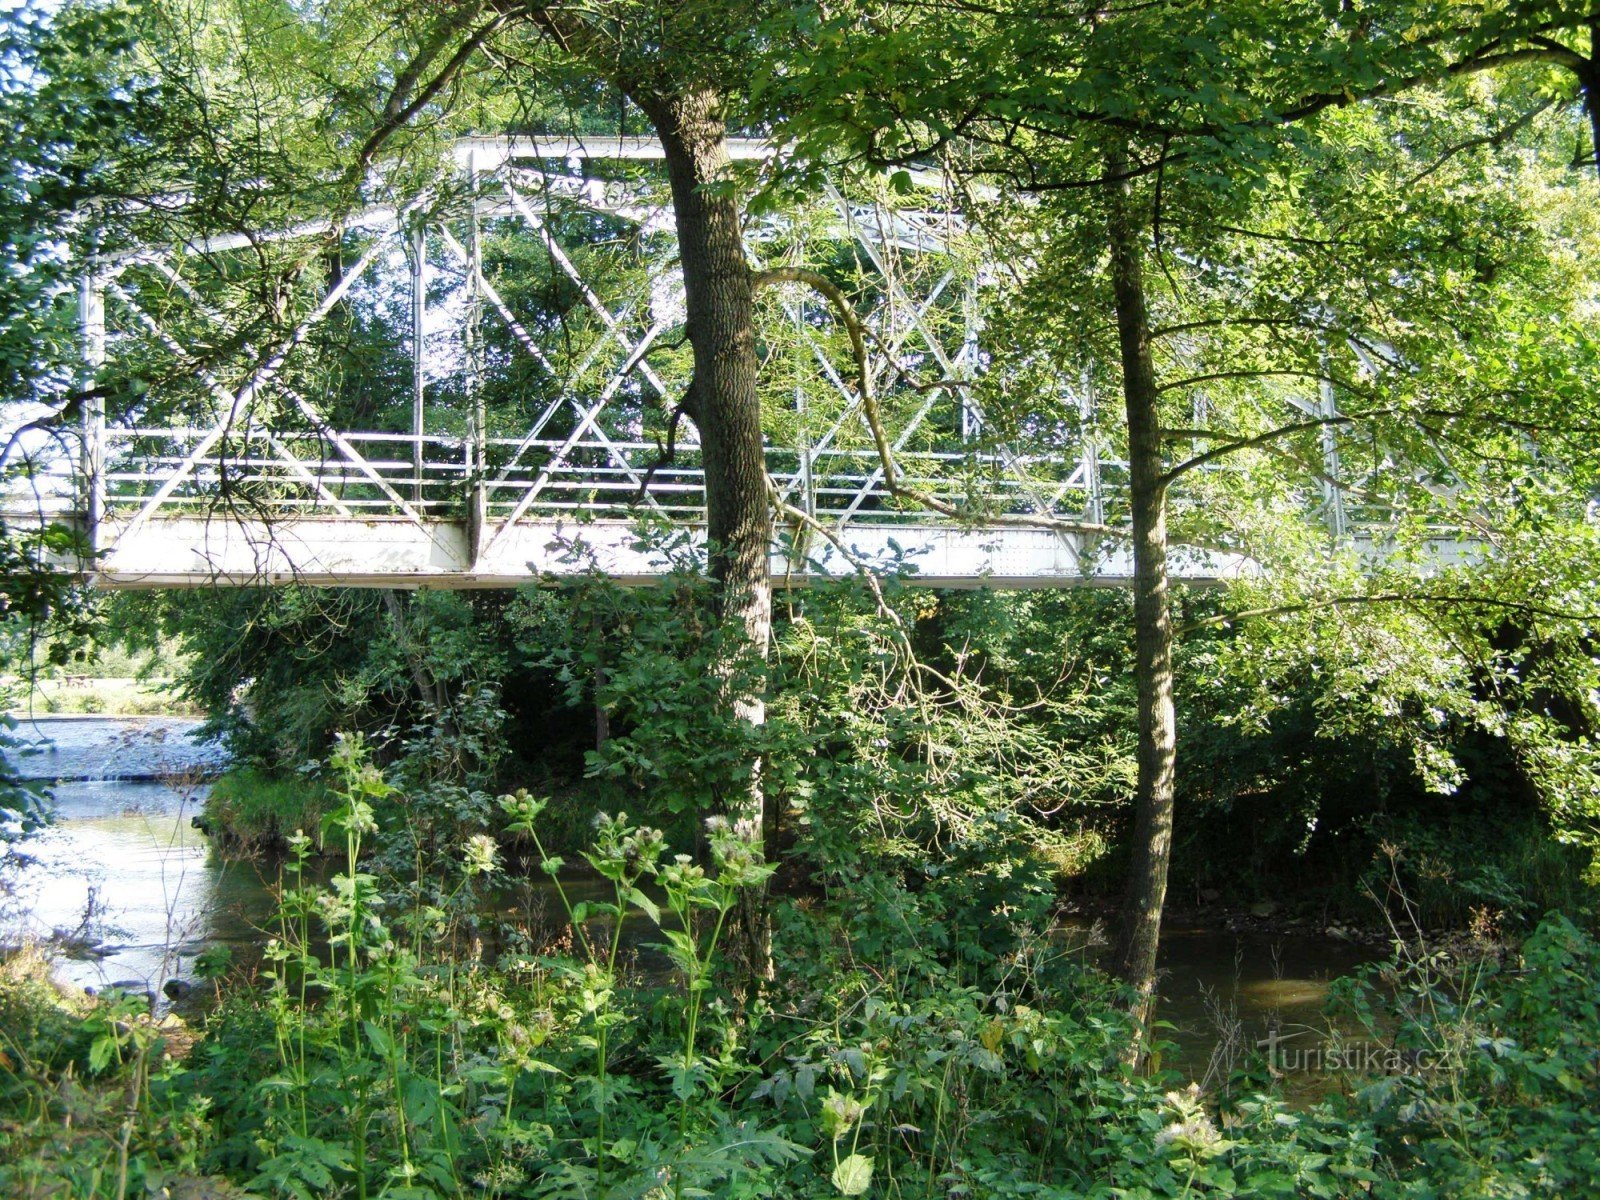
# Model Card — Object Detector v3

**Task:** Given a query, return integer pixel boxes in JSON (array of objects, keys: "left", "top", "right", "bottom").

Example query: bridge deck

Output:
[
  {"left": 6, "top": 506, "right": 1481, "bottom": 590},
  {"left": 40, "top": 514, "right": 1250, "bottom": 590}
]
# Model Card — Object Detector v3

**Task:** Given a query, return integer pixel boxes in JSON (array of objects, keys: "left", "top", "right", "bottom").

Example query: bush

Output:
[
  {"left": 9, "top": 743, "right": 1600, "bottom": 1199},
  {"left": 1329, "top": 913, "right": 1600, "bottom": 1198},
  {"left": 202, "top": 766, "right": 329, "bottom": 851},
  {"left": 0, "top": 947, "right": 212, "bottom": 1198}
]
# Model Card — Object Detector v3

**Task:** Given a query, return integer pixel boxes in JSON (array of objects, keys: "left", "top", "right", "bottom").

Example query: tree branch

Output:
[
  {"left": 1157, "top": 367, "right": 1374, "bottom": 397},
  {"left": 348, "top": 9, "right": 512, "bottom": 181},
  {"left": 1405, "top": 97, "right": 1560, "bottom": 187},
  {"left": 631, "top": 376, "right": 698, "bottom": 506},
  {"left": 1178, "top": 591, "right": 1600, "bottom": 636},
  {"left": 1161, "top": 411, "right": 1399, "bottom": 486}
]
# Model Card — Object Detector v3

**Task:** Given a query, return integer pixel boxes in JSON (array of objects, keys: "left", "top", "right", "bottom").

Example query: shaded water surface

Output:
[{"left": 1155, "top": 921, "right": 1374, "bottom": 1090}]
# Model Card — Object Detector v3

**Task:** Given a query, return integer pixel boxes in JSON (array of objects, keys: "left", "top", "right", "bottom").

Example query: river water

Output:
[
  {"left": 4, "top": 716, "right": 1374, "bottom": 1083},
  {"left": 2, "top": 716, "right": 269, "bottom": 996}
]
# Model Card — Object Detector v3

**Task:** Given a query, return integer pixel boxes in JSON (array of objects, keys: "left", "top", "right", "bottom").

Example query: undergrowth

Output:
[
  {"left": 202, "top": 766, "right": 330, "bottom": 852},
  {"left": 3, "top": 738, "right": 1597, "bottom": 1198}
]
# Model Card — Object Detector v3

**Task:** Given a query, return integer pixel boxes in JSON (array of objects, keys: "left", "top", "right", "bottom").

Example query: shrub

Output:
[{"left": 202, "top": 766, "right": 329, "bottom": 852}]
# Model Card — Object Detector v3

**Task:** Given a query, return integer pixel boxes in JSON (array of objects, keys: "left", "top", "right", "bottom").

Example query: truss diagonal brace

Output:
[
  {"left": 118, "top": 241, "right": 387, "bottom": 537},
  {"left": 106, "top": 284, "right": 358, "bottom": 521},
  {"left": 502, "top": 182, "right": 673, "bottom": 400}
]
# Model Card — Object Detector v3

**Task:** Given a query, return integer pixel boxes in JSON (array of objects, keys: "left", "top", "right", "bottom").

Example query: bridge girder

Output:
[{"left": 2, "top": 136, "right": 1420, "bottom": 591}]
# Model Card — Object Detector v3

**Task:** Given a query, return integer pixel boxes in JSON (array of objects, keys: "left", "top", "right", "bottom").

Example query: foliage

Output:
[
  {"left": 6, "top": 0, "right": 1600, "bottom": 1191},
  {"left": 202, "top": 766, "right": 330, "bottom": 853},
  {"left": 117, "top": 587, "right": 514, "bottom": 782},
  {"left": 1172, "top": 607, "right": 1600, "bottom": 922},
  {"left": 0, "top": 946, "right": 212, "bottom": 1200},
  {"left": 1328, "top": 912, "right": 1600, "bottom": 1197},
  {"left": 186, "top": 739, "right": 806, "bottom": 1199},
  {"left": 129, "top": 526, "right": 1597, "bottom": 922},
  {"left": 0, "top": 2, "right": 136, "bottom": 817},
  {"left": 8, "top": 731, "right": 1600, "bottom": 1198},
  {"left": 0, "top": 714, "right": 49, "bottom": 842},
  {"left": 0, "top": 0, "right": 153, "bottom": 406},
  {"left": 518, "top": 534, "right": 770, "bottom": 832}
]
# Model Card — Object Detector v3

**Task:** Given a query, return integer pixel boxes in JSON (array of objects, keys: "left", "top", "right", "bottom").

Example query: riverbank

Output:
[
  {"left": 4, "top": 802, "right": 1595, "bottom": 1200},
  {"left": 194, "top": 766, "right": 329, "bottom": 854},
  {"left": 4, "top": 676, "right": 200, "bottom": 717},
  {"left": 0, "top": 719, "right": 1580, "bottom": 1102}
]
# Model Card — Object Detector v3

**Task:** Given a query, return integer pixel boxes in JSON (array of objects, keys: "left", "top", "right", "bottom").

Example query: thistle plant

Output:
[{"left": 499, "top": 791, "right": 780, "bottom": 1193}]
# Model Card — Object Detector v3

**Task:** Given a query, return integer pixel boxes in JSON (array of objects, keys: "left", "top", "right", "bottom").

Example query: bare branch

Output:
[
  {"left": 1405, "top": 96, "right": 1560, "bottom": 187},
  {"left": 631, "top": 377, "right": 698, "bottom": 506}
]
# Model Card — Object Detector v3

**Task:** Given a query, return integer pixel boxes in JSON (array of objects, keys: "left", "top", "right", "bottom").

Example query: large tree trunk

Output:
[
  {"left": 1104, "top": 152, "right": 1177, "bottom": 1030},
  {"left": 640, "top": 86, "right": 775, "bottom": 981}
]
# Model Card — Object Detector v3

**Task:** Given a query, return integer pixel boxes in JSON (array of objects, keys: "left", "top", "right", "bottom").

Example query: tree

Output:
[
  {"left": 497, "top": 3, "right": 780, "bottom": 978},
  {"left": 767, "top": 0, "right": 1600, "bottom": 1019},
  {"left": 0, "top": 1, "right": 158, "bottom": 830},
  {"left": 13, "top": 0, "right": 1600, "bottom": 1008},
  {"left": 6, "top": 0, "right": 787, "bottom": 977}
]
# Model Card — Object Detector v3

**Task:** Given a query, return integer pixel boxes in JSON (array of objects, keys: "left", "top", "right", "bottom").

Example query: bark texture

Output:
[
  {"left": 639, "top": 85, "right": 774, "bottom": 980},
  {"left": 1104, "top": 154, "right": 1177, "bottom": 1026},
  {"left": 1586, "top": 22, "right": 1600, "bottom": 180}
]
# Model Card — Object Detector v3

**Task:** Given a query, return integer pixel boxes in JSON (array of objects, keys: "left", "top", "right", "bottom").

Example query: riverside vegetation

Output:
[
  {"left": 1, "top": 736, "right": 1597, "bottom": 1199},
  {"left": 5, "top": 1, "right": 1600, "bottom": 1192},
  {"left": 2, "top": 571, "right": 1598, "bottom": 1198}
]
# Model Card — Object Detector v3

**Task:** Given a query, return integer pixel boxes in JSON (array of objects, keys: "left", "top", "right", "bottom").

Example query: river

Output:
[
  {"left": 3, "top": 716, "right": 1374, "bottom": 1085},
  {"left": 3, "top": 716, "right": 271, "bottom": 997}
]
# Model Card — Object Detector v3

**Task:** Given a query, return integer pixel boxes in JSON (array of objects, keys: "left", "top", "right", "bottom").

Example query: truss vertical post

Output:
[
  {"left": 961, "top": 283, "right": 981, "bottom": 441},
  {"left": 1080, "top": 369, "right": 1104, "bottom": 527},
  {"left": 77, "top": 269, "right": 106, "bottom": 552},
  {"left": 798, "top": 402, "right": 815, "bottom": 520},
  {"left": 411, "top": 223, "right": 426, "bottom": 505},
  {"left": 1318, "top": 343, "right": 1348, "bottom": 539},
  {"left": 466, "top": 151, "right": 487, "bottom": 566},
  {"left": 793, "top": 293, "right": 816, "bottom": 522}
]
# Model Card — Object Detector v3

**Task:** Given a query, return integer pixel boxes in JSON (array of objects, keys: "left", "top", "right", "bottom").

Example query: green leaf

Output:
[
  {"left": 628, "top": 886, "right": 661, "bottom": 925},
  {"left": 832, "top": 1153, "right": 874, "bottom": 1196},
  {"left": 88, "top": 1033, "right": 117, "bottom": 1073},
  {"left": 363, "top": 1019, "right": 395, "bottom": 1058}
]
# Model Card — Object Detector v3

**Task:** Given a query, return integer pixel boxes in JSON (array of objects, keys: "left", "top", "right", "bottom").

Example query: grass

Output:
[
  {"left": 1, "top": 677, "right": 200, "bottom": 718},
  {"left": 202, "top": 767, "right": 329, "bottom": 852},
  {"left": 1, "top": 637, "right": 199, "bottom": 718}
]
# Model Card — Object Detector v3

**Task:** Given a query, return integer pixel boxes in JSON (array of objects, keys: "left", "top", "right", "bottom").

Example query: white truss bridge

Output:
[{"left": 2, "top": 137, "right": 1474, "bottom": 590}]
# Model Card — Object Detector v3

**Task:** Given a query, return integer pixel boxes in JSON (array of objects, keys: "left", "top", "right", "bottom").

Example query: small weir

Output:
[{"left": 3, "top": 716, "right": 265, "bottom": 998}]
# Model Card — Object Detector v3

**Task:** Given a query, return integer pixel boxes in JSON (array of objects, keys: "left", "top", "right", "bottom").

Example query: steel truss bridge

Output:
[{"left": 3, "top": 137, "right": 1468, "bottom": 590}]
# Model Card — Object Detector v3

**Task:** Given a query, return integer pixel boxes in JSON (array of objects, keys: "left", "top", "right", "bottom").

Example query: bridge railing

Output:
[{"left": 91, "top": 426, "right": 1109, "bottom": 530}]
